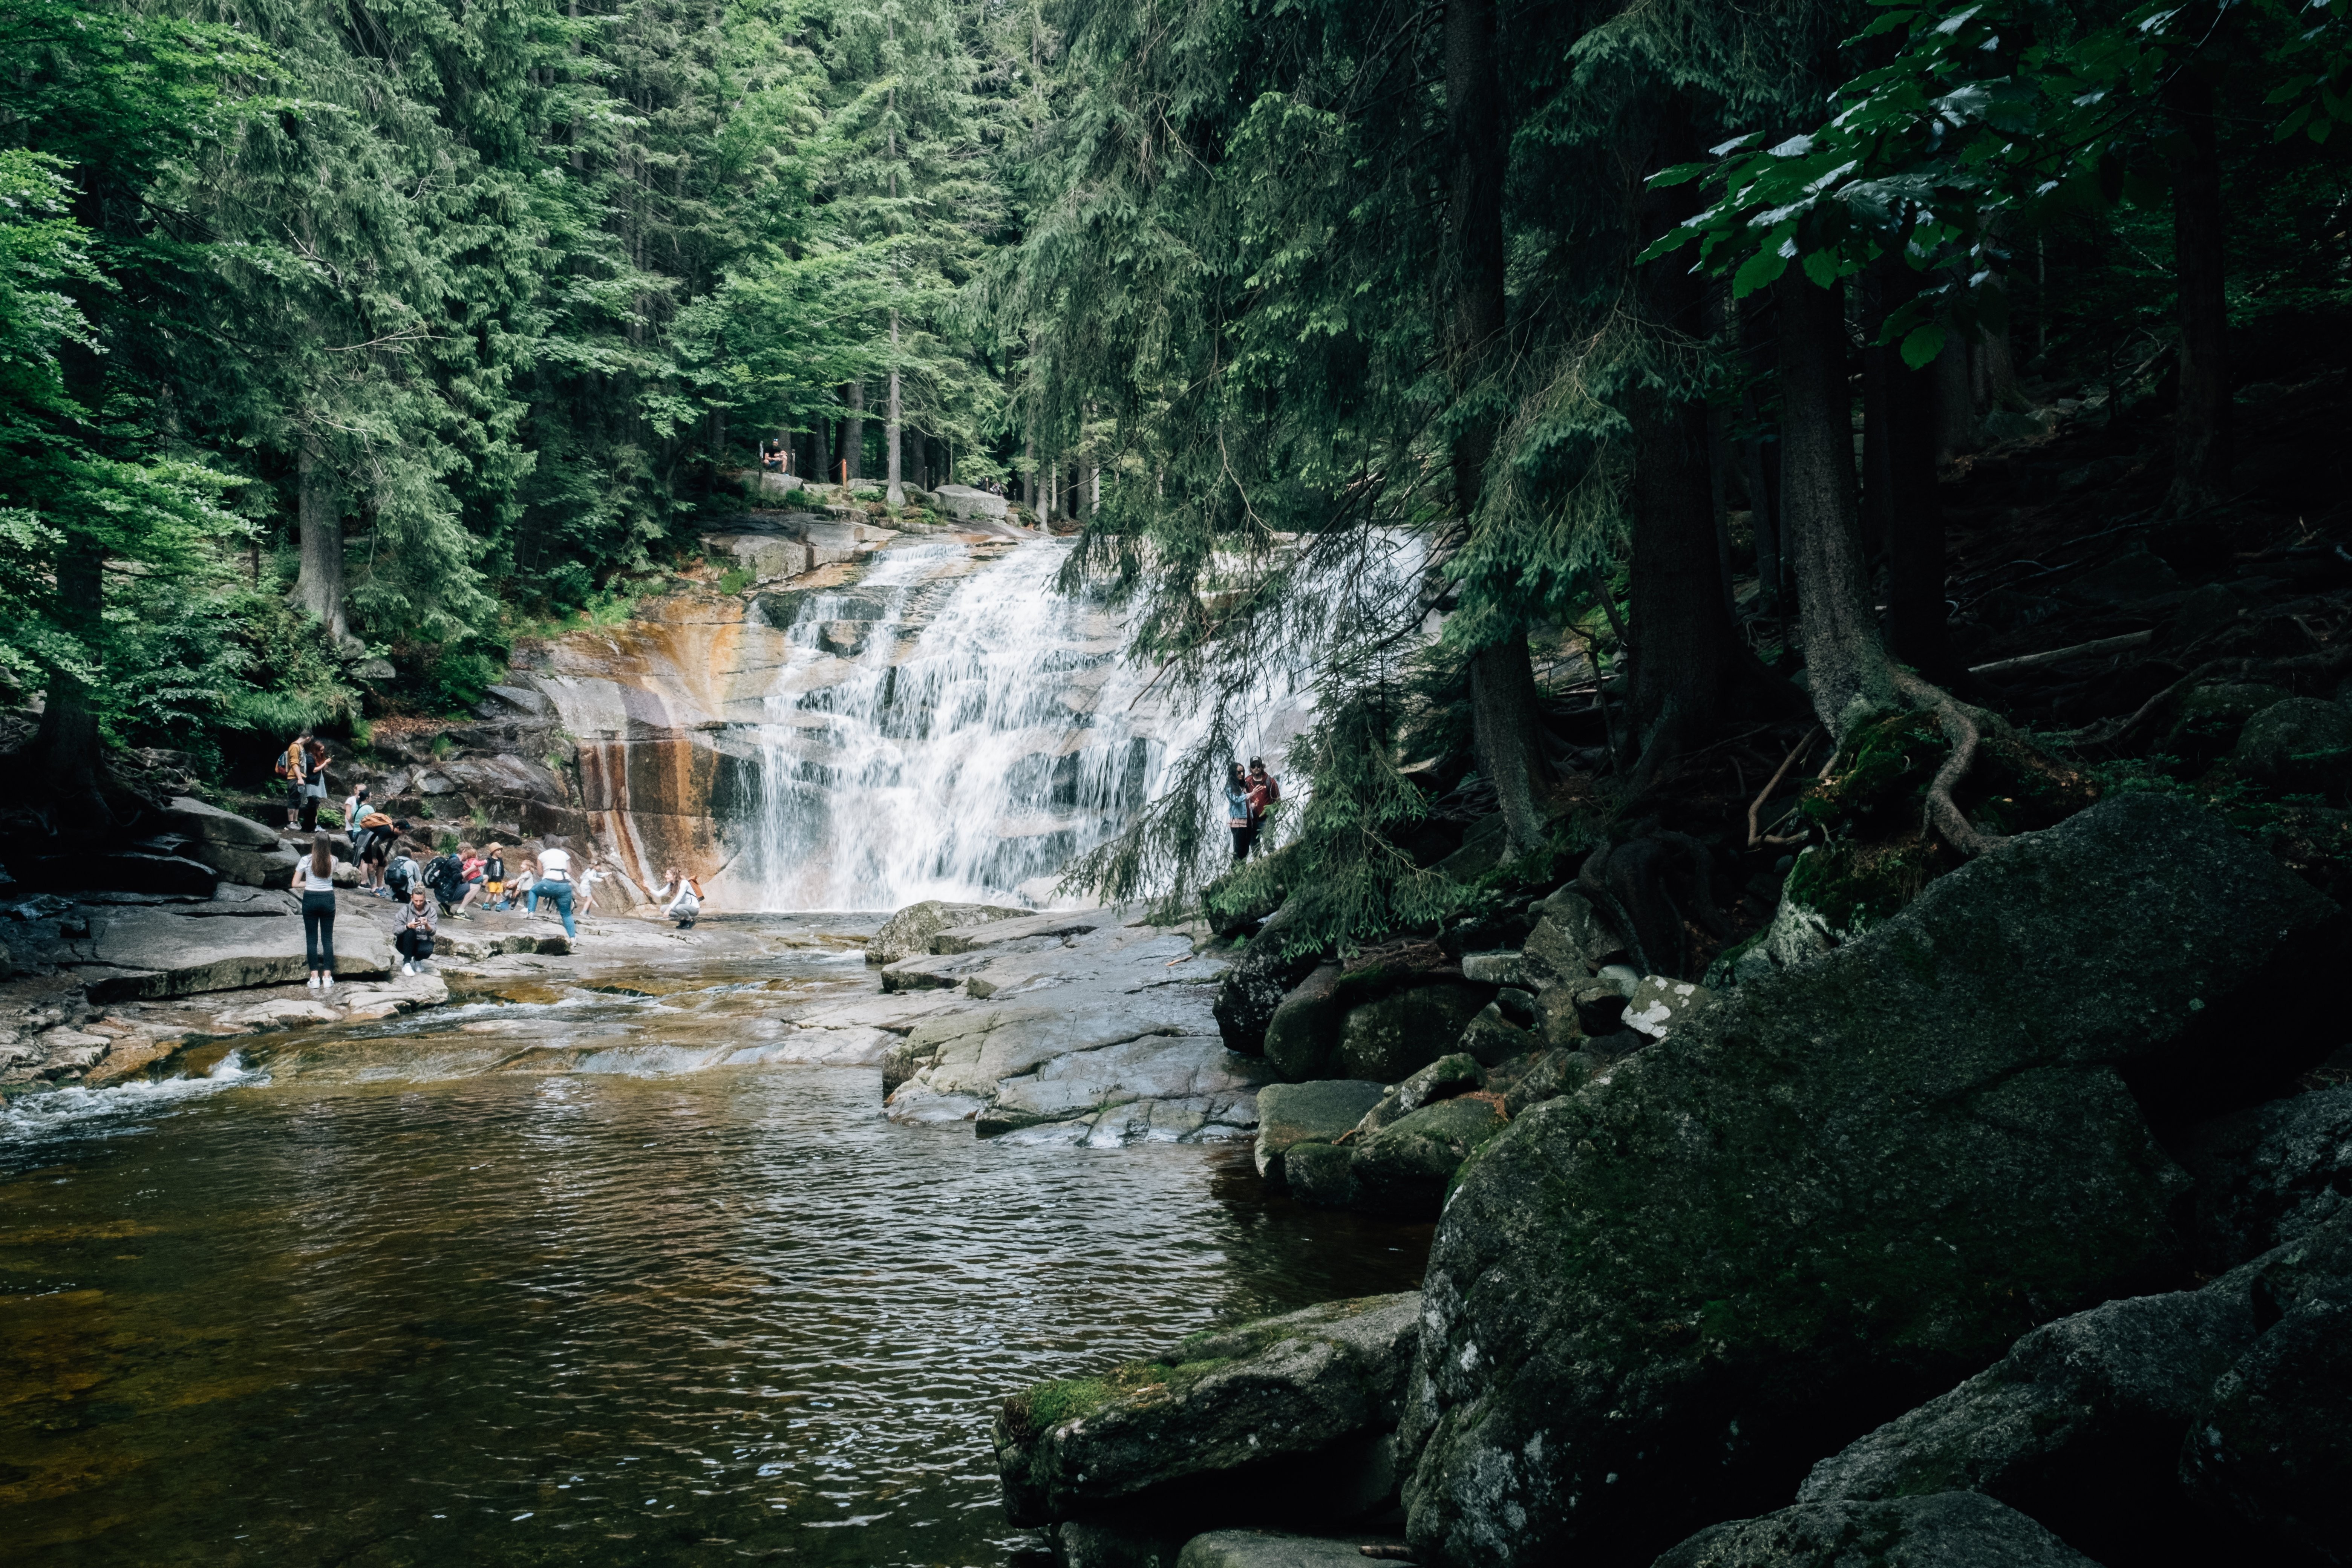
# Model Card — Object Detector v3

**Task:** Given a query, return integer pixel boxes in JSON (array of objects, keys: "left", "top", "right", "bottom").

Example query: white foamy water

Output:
[
  {"left": 738, "top": 539, "right": 1303, "bottom": 909},
  {"left": 0, "top": 1049, "right": 263, "bottom": 1142}
]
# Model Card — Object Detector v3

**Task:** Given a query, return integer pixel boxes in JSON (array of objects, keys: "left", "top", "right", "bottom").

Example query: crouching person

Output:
[{"left": 395, "top": 890, "right": 438, "bottom": 975}]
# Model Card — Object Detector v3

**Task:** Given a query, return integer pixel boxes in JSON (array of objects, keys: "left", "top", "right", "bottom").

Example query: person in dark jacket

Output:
[{"left": 1223, "top": 763, "right": 1254, "bottom": 861}]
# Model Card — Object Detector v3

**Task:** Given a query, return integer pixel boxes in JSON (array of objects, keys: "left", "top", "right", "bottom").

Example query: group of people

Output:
[
  {"left": 283, "top": 731, "right": 714, "bottom": 988},
  {"left": 1222, "top": 757, "right": 1281, "bottom": 861}
]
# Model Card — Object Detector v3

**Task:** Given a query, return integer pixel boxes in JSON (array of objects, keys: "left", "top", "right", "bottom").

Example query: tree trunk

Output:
[
  {"left": 291, "top": 432, "right": 347, "bottom": 643},
  {"left": 1625, "top": 104, "right": 1733, "bottom": 795},
  {"left": 1443, "top": 0, "right": 1546, "bottom": 855},
  {"left": 886, "top": 314, "right": 905, "bottom": 509},
  {"left": 1778, "top": 273, "right": 1896, "bottom": 739},
  {"left": 1930, "top": 338, "right": 1973, "bottom": 464},
  {"left": 1876, "top": 261, "right": 1954, "bottom": 678},
  {"left": 2166, "top": 66, "right": 2230, "bottom": 511}
]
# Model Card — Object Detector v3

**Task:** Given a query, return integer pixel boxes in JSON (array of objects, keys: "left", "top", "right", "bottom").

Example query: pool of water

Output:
[{"left": 0, "top": 927, "right": 1430, "bottom": 1565}]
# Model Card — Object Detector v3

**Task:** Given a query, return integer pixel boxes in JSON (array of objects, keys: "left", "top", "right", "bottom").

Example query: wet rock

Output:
[
  {"left": 866, "top": 899, "right": 1031, "bottom": 966},
  {"left": 976, "top": 1033, "right": 1273, "bottom": 1140},
  {"left": 1265, "top": 962, "right": 1347, "bottom": 1081},
  {"left": 931, "top": 908, "right": 1119, "bottom": 954},
  {"left": 2184, "top": 1084, "right": 2352, "bottom": 1269},
  {"left": 2233, "top": 697, "right": 2352, "bottom": 793},
  {"left": 1398, "top": 793, "right": 2334, "bottom": 1568},
  {"left": 1655, "top": 1491, "right": 2101, "bottom": 1568},
  {"left": 35, "top": 1031, "right": 111, "bottom": 1077},
  {"left": 1346, "top": 1095, "right": 1505, "bottom": 1219},
  {"left": 1458, "top": 949, "right": 1536, "bottom": 988},
  {"left": 1800, "top": 1287, "right": 2257, "bottom": 1562},
  {"left": 1255, "top": 1079, "right": 1387, "bottom": 1181},
  {"left": 1176, "top": 1531, "right": 1401, "bottom": 1568},
  {"left": 2180, "top": 1297, "right": 2352, "bottom": 1559},
  {"left": 1285, "top": 1141, "right": 1357, "bottom": 1207},
  {"left": 157, "top": 795, "right": 280, "bottom": 850},
  {"left": 1053, "top": 1518, "right": 1191, "bottom": 1568},
  {"left": 994, "top": 1292, "right": 1419, "bottom": 1527},
  {"left": 1621, "top": 975, "right": 1713, "bottom": 1041},
  {"left": 1215, "top": 899, "right": 1325, "bottom": 1055},
  {"left": 1337, "top": 982, "right": 1490, "bottom": 1083},
  {"left": 879, "top": 951, "right": 992, "bottom": 993}
]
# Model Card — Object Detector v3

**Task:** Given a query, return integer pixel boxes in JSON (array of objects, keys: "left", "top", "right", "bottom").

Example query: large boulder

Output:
[
  {"left": 994, "top": 1292, "right": 1420, "bottom": 1528},
  {"left": 1263, "top": 963, "right": 1347, "bottom": 1080},
  {"left": 1176, "top": 1531, "right": 1401, "bottom": 1568},
  {"left": 1336, "top": 980, "right": 1490, "bottom": 1082},
  {"left": 2180, "top": 1297, "right": 2352, "bottom": 1561},
  {"left": 866, "top": 899, "right": 1029, "bottom": 966},
  {"left": 2233, "top": 696, "right": 2352, "bottom": 794},
  {"left": 1653, "top": 1491, "right": 2102, "bottom": 1568},
  {"left": 1254, "top": 1079, "right": 1387, "bottom": 1182},
  {"left": 1214, "top": 899, "right": 1325, "bottom": 1055},
  {"left": 1397, "top": 794, "right": 2337, "bottom": 1568},
  {"left": 1799, "top": 1287, "right": 2258, "bottom": 1564},
  {"left": 2184, "top": 1084, "right": 2352, "bottom": 1269}
]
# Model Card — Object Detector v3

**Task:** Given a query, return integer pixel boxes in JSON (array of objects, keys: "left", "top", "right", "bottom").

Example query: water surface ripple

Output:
[{"left": 0, "top": 984, "right": 1428, "bottom": 1565}]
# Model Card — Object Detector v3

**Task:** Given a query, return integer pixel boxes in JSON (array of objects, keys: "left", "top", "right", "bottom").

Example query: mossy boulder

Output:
[
  {"left": 1347, "top": 1095, "right": 1508, "bottom": 1219},
  {"left": 992, "top": 1293, "right": 1421, "bottom": 1528},
  {"left": 1337, "top": 981, "right": 1492, "bottom": 1082},
  {"left": 1214, "top": 899, "right": 1325, "bottom": 1055},
  {"left": 1396, "top": 794, "right": 2337, "bottom": 1568},
  {"left": 1264, "top": 962, "right": 1347, "bottom": 1081},
  {"left": 1654, "top": 1491, "right": 2101, "bottom": 1568},
  {"left": 1254, "top": 1078, "right": 1387, "bottom": 1182}
]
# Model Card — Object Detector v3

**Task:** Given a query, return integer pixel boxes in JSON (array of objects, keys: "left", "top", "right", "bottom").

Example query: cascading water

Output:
[{"left": 738, "top": 538, "right": 1285, "bottom": 910}]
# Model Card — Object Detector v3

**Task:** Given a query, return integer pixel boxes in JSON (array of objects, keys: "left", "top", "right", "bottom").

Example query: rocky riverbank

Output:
[{"left": 988, "top": 794, "right": 2352, "bottom": 1568}]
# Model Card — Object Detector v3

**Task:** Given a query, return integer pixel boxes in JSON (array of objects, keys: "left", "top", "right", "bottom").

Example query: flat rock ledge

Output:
[{"left": 879, "top": 903, "right": 1271, "bottom": 1145}]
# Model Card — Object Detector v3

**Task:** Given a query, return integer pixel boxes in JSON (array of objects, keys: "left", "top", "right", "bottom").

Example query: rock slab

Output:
[{"left": 1653, "top": 1491, "right": 2102, "bottom": 1568}]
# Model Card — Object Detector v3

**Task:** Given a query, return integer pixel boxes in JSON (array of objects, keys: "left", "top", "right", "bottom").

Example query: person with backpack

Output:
[
  {"left": 278, "top": 731, "right": 314, "bottom": 831},
  {"left": 383, "top": 844, "right": 421, "bottom": 904},
  {"left": 1222, "top": 763, "right": 1254, "bottom": 862},
  {"left": 394, "top": 890, "right": 437, "bottom": 976},
  {"left": 300, "top": 836, "right": 338, "bottom": 990},
  {"left": 423, "top": 848, "right": 468, "bottom": 916},
  {"left": 1247, "top": 757, "right": 1280, "bottom": 841},
  {"left": 654, "top": 867, "right": 703, "bottom": 929},
  {"left": 353, "top": 811, "right": 398, "bottom": 891}
]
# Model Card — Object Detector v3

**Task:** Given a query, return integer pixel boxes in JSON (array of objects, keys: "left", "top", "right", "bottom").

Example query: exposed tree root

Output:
[{"left": 1891, "top": 669, "right": 2012, "bottom": 859}]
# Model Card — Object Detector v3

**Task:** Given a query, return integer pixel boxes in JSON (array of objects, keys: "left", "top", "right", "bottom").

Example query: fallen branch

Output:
[
  {"left": 1747, "top": 726, "right": 1821, "bottom": 849},
  {"left": 1893, "top": 669, "right": 2010, "bottom": 858},
  {"left": 1969, "top": 629, "right": 2153, "bottom": 678},
  {"left": 2051, "top": 647, "right": 2352, "bottom": 750}
]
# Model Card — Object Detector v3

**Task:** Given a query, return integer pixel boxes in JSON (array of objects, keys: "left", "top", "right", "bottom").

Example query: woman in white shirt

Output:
[
  {"left": 534, "top": 840, "right": 578, "bottom": 940},
  {"left": 301, "top": 837, "right": 339, "bottom": 989}
]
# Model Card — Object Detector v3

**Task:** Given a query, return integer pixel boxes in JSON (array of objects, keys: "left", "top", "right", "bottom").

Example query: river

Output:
[{"left": 0, "top": 918, "right": 1429, "bottom": 1565}]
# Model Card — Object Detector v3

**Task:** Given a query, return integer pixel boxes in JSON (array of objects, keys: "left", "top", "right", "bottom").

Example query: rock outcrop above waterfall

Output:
[
  {"left": 878, "top": 903, "right": 1276, "bottom": 1145},
  {"left": 1395, "top": 795, "right": 2337, "bottom": 1568}
]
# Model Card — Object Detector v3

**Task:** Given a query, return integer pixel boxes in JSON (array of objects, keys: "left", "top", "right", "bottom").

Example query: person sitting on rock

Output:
[{"left": 394, "top": 890, "right": 437, "bottom": 976}]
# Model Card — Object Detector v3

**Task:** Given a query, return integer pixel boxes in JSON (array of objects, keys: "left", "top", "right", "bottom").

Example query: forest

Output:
[{"left": 5, "top": 0, "right": 2352, "bottom": 950}]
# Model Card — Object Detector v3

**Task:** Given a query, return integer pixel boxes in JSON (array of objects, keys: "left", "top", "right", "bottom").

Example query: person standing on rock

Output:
[
  {"left": 394, "top": 890, "right": 437, "bottom": 976},
  {"left": 300, "top": 737, "right": 331, "bottom": 833},
  {"left": 301, "top": 836, "right": 338, "bottom": 991},
  {"left": 279, "top": 730, "right": 314, "bottom": 831},
  {"left": 577, "top": 858, "right": 611, "bottom": 916},
  {"left": 1224, "top": 763, "right": 1254, "bottom": 861},
  {"left": 343, "top": 781, "right": 369, "bottom": 833},
  {"left": 479, "top": 844, "right": 506, "bottom": 912},
  {"left": 535, "top": 839, "right": 578, "bottom": 940},
  {"left": 504, "top": 858, "right": 536, "bottom": 913},
  {"left": 1246, "top": 758, "right": 1279, "bottom": 841}
]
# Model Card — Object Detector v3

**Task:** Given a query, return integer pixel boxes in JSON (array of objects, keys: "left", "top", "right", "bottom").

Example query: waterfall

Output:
[{"left": 739, "top": 538, "right": 1291, "bottom": 910}]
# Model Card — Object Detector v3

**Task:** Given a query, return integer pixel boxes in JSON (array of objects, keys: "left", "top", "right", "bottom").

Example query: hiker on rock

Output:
[
  {"left": 394, "top": 890, "right": 437, "bottom": 976},
  {"left": 1223, "top": 763, "right": 1254, "bottom": 862},
  {"left": 300, "top": 836, "right": 338, "bottom": 991},
  {"left": 279, "top": 730, "right": 314, "bottom": 831},
  {"left": 1247, "top": 757, "right": 1280, "bottom": 840},
  {"left": 655, "top": 867, "right": 703, "bottom": 929},
  {"left": 534, "top": 838, "right": 579, "bottom": 940}
]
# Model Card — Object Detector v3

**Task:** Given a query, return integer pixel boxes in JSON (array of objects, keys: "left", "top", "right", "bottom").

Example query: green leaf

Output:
[
  {"left": 1732, "top": 244, "right": 1792, "bottom": 299},
  {"left": 1899, "top": 322, "right": 1948, "bottom": 369},
  {"left": 1647, "top": 161, "right": 1716, "bottom": 189},
  {"left": 1801, "top": 248, "right": 1840, "bottom": 288}
]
